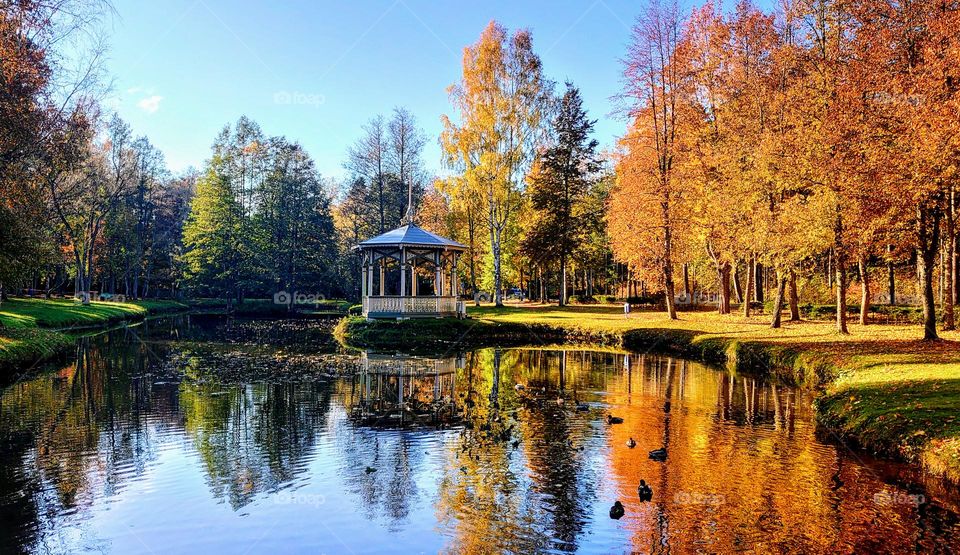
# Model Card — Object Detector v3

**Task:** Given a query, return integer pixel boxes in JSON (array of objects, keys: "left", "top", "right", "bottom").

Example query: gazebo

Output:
[{"left": 354, "top": 223, "right": 467, "bottom": 319}]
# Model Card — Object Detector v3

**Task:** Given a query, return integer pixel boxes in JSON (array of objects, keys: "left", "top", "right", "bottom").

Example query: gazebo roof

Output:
[{"left": 355, "top": 224, "right": 467, "bottom": 251}]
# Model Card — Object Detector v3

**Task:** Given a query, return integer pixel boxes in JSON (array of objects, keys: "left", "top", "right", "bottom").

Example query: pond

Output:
[{"left": 0, "top": 316, "right": 957, "bottom": 554}]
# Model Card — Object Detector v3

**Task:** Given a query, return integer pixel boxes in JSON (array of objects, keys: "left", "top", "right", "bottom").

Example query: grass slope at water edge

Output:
[{"left": 0, "top": 298, "right": 188, "bottom": 370}]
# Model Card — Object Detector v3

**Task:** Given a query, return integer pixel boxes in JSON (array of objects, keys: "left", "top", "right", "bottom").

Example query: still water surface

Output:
[{"left": 0, "top": 316, "right": 957, "bottom": 554}]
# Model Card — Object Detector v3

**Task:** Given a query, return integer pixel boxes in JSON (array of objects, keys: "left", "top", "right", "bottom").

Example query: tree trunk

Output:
[
  {"left": 827, "top": 248, "right": 833, "bottom": 290},
  {"left": 859, "top": 255, "right": 870, "bottom": 325},
  {"left": 718, "top": 262, "right": 731, "bottom": 314},
  {"left": 491, "top": 225, "right": 503, "bottom": 307},
  {"left": 732, "top": 262, "right": 744, "bottom": 303},
  {"left": 918, "top": 201, "right": 942, "bottom": 340},
  {"left": 743, "top": 256, "right": 754, "bottom": 317},
  {"left": 683, "top": 263, "right": 690, "bottom": 299},
  {"left": 770, "top": 272, "right": 787, "bottom": 329},
  {"left": 559, "top": 255, "right": 567, "bottom": 307},
  {"left": 945, "top": 185, "right": 955, "bottom": 330},
  {"left": 833, "top": 209, "right": 849, "bottom": 334},
  {"left": 836, "top": 257, "right": 849, "bottom": 334},
  {"left": 887, "top": 244, "right": 896, "bottom": 306},
  {"left": 788, "top": 270, "right": 800, "bottom": 321},
  {"left": 661, "top": 201, "right": 678, "bottom": 319},
  {"left": 754, "top": 262, "right": 764, "bottom": 303}
]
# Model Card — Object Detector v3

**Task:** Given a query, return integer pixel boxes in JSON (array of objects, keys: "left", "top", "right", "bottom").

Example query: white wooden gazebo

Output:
[{"left": 354, "top": 224, "right": 467, "bottom": 319}]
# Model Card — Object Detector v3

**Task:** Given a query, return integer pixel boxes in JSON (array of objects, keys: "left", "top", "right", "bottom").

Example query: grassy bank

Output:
[
  {"left": 338, "top": 303, "right": 960, "bottom": 484},
  {"left": 0, "top": 298, "right": 188, "bottom": 370}
]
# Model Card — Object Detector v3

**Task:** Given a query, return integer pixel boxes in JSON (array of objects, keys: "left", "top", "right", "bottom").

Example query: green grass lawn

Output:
[
  {"left": 461, "top": 302, "right": 960, "bottom": 482},
  {"left": 0, "top": 298, "right": 188, "bottom": 370},
  {"left": 0, "top": 298, "right": 186, "bottom": 329}
]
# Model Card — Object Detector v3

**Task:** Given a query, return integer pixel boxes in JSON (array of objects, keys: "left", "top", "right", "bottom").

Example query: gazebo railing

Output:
[{"left": 363, "top": 295, "right": 459, "bottom": 316}]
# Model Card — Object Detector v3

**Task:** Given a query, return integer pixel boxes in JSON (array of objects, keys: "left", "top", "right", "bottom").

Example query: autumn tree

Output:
[
  {"left": 416, "top": 182, "right": 453, "bottom": 237},
  {"left": 333, "top": 177, "right": 376, "bottom": 299},
  {"left": 0, "top": 0, "right": 108, "bottom": 299},
  {"left": 442, "top": 21, "right": 552, "bottom": 306},
  {"left": 48, "top": 114, "right": 135, "bottom": 303},
  {"left": 614, "top": 0, "right": 688, "bottom": 319},
  {"left": 436, "top": 175, "right": 487, "bottom": 303},
  {"left": 848, "top": 0, "right": 960, "bottom": 339}
]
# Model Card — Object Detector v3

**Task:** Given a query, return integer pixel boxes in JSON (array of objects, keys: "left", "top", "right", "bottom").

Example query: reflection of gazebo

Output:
[
  {"left": 354, "top": 224, "right": 467, "bottom": 318},
  {"left": 348, "top": 353, "right": 464, "bottom": 427}
]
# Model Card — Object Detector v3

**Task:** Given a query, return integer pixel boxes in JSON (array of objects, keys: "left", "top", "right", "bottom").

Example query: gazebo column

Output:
[
  {"left": 367, "top": 256, "right": 374, "bottom": 298},
  {"left": 435, "top": 251, "right": 442, "bottom": 297},
  {"left": 412, "top": 258, "right": 418, "bottom": 296},
  {"left": 379, "top": 257, "right": 385, "bottom": 296},
  {"left": 452, "top": 255, "right": 459, "bottom": 297},
  {"left": 361, "top": 254, "right": 368, "bottom": 298},
  {"left": 400, "top": 248, "right": 407, "bottom": 298}
]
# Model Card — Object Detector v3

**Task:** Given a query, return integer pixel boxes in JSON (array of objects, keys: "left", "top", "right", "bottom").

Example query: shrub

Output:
[{"left": 626, "top": 294, "right": 663, "bottom": 307}]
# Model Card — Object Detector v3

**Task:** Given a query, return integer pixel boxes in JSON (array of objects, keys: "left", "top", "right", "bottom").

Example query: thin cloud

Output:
[{"left": 137, "top": 95, "right": 163, "bottom": 114}]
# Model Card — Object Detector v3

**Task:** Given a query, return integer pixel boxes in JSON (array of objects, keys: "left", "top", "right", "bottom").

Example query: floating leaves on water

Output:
[{"left": 158, "top": 346, "right": 362, "bottom": 384}]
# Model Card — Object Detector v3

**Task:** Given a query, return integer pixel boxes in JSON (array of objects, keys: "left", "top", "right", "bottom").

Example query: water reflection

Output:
[
  {"left": 0, "top": 319, "right": 957, "bottom": 554},
  {"left": 347, "top": 353, "right": 463, "bottom": 428}
]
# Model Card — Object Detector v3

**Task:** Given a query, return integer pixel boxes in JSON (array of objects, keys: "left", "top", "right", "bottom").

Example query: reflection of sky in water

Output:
[{"left": 0, "top": 316, "right": 957, "bottom": 554}]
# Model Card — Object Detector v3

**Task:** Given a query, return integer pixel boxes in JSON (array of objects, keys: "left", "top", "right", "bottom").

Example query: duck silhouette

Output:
[
  {"left": 606, "top": 414, "right": 624, "bottom": 425},
  {"left": 609, "top": 501, "right": 625, "bottom": 519},
  {"left": 626, "top": 437, "right": 637, "bottom": 448},
  {"left": 638, "top": 480, "right": 653, "bottom": 502},
  {"left": 648, "top": 448, "right": 667, "bottom": 461}
]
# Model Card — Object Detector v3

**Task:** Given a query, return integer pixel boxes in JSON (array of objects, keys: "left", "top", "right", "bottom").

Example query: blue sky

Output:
[{"left": 105, "top": 1, "right": 669, "bottom": 183}]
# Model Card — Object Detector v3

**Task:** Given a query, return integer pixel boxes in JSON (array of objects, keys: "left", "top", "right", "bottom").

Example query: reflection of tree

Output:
[
  {"left": 513, "top": 350, "right": 595, "bottom": 552},
  {"left": 601, "top": 352, "right": 941, "bottom": 553},
  {"left": 435, "top": 348, "right": 541, "bottom": 554},
  {"left": 0, "top": 331, "right": 167, "bottom": 553},
  {"left": 180, "top": 382, "right": 331, "bottom": 509},
  {"left": 0, "top": 317, "right": 335, "bottom": 552},
  {"left": 332, "top": 426, "right": 424, "bottom": 526}
]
